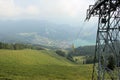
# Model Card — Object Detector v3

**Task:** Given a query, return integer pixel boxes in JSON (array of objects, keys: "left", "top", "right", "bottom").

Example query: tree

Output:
[
  {"left": 0, "top": 42, "right": 3, "bottom": 49},
  {"left": 56, "top": 50, "right": 66, "bottom": 57},
  {"left": 67, "top": 54, "right": 74, "bottom": 62},
  {"left": 107, "top": 55, "right": 115, "bottom": 70}
]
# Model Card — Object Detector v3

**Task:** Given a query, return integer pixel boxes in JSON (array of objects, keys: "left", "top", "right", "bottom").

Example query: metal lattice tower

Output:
[{"left": 86, "top": 0, "right": 120, "bottom": 80}]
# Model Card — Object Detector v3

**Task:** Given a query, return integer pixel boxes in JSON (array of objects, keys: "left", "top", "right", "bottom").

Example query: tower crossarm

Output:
[{"left": 86, "top": 0, "right": 120, "bottom": 20}]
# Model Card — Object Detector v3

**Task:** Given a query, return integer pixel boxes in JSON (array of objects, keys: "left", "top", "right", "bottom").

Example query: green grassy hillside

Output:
[
  {"left": 0, "top": 49, "right": 92, "bottom": 80},
  {"left": 0, "top": 49, "right": 72, "bottom": 66}
]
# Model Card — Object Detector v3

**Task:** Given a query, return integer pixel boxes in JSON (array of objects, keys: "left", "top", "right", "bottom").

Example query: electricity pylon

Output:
[{"left": 86, "top": 0, "right": 120, "bottom": 80}]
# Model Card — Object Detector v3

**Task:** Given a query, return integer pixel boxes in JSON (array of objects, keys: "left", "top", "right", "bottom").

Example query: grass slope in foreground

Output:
[{"left": 0, "top": 49, "right": 92, "bottom": 80}]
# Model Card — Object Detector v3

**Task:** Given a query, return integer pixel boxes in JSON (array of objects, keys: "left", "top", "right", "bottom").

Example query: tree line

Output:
[
  {"left": 0, "top": 42, "right": 44, "bottom": 50},
  {"left": 55, "top": 50, "right": 75, "bottom": 62}
]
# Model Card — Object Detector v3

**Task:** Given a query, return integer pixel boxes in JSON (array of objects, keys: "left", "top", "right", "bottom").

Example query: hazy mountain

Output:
[{"left": 0, "top": 20, "right": 79, "bottom": 48}]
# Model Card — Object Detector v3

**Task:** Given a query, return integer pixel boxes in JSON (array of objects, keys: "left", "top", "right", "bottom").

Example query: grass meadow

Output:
[{"left": 0, "top": 49, "right": 92, "bottom": 80}]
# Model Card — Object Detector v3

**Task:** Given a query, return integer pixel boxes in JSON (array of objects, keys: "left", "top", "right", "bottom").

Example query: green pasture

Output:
[{"left": 0, "top": 49, "right": 92, "bottom": 80}]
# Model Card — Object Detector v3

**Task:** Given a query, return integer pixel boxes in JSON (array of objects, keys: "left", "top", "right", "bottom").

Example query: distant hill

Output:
[
  {"left": 68, "top": 45, "right": 95, "bottom": 56},
  {"left": 0, "top": 20, "right": 79, "bottom": 48},
  {"left": 70, "top": 41, "right": 120, "bottom": 56},
  {"left": 75, "top": 45, "right": 95, "bottom": 56}
]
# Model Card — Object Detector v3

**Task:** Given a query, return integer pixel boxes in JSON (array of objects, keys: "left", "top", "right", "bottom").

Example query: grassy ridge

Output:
[{"left": 0, "top": 49, "right": 92, "bottom": 80}]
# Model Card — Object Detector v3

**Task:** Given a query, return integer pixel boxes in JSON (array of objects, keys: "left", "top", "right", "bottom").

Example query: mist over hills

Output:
[{"left": 0, "top": 20, "right": 80, "bottom": 48}]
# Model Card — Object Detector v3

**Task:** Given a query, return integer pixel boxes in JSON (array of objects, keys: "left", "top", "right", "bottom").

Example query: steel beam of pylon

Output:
[{"left": 86, "top": 0, "right": 120, "bottom": 80}]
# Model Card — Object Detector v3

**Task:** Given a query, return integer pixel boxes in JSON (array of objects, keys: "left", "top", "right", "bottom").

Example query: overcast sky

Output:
[
  {"left": 0, "top": 0, "right": 95, "bottom": 24},
  {"left": 0, "top": 0, "right": 98, "bottom": 46}
]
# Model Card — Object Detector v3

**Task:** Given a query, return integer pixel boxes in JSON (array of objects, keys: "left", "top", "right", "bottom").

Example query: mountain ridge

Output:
[{"left": 0, "top": 20, "right": 79, "bottom": 48}]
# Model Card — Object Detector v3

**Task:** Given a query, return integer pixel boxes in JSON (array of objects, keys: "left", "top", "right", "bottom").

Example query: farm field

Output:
[{"left": 0, "top": 49, "right": 92, "bottom": 80}]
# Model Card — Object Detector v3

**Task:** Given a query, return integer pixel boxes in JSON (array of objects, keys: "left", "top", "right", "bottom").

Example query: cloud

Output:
[
  {"left": 0, "top": 0, "right": 15, "bottom": 17},
  {"left": 0, "top": 0, "right": 97, "bottom": 30},
  {"left": 23, "top": 5, "right": 40, "bottom": 18},
  {"left": 25, "top": 5, "right": 40, "bottom": 15},
  {"left": 0, "top": 0, "right": 95, "bottom": 21},
  {"left": 37, "top": 0, "right": 93, "bottom": 19},
  {"left": 0, "top": 0, "right": 40, "bottom": 19}
]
